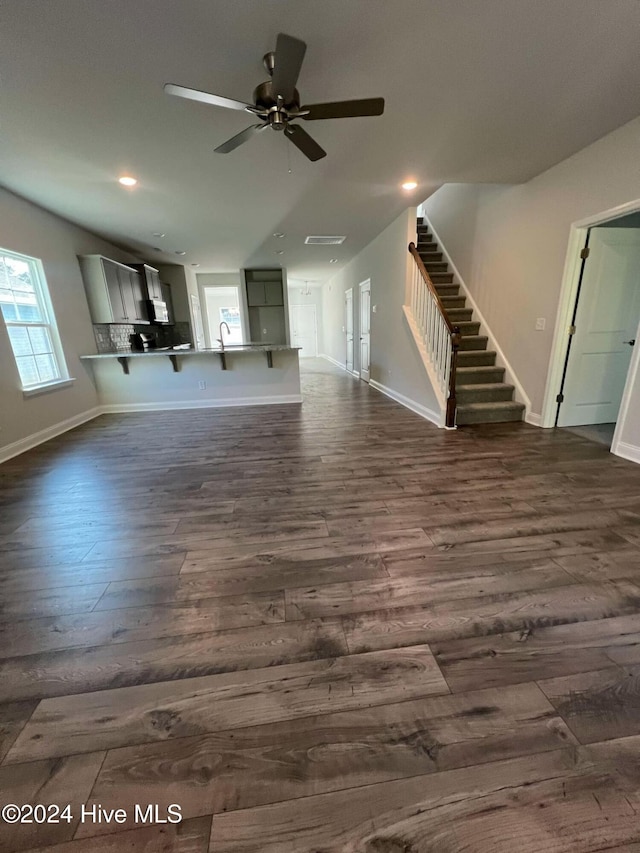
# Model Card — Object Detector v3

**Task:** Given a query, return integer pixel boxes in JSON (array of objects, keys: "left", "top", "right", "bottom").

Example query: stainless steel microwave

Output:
[{"left": 147, "top": 298, "right": 169, "bottom": 324}]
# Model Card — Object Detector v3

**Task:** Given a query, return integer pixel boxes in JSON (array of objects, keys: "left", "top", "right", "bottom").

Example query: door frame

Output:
[
  {"left": 358, "top": 278, "right": 371, "bottom": 382},
  {"left": 289, "top": 303, "right": 318, "bottom": 357},
  {"left": 345, "top": 287, "right": 355, "bottom": 374},
  {"left": 542, "top": 198, "right": 640, "bottom": 458}
]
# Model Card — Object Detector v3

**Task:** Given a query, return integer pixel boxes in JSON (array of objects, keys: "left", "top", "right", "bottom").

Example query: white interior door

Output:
[
  {"left": 289, "top": 304, "right": 317, "bottom": 357},
  {"left": 345, "top": 288, "right": 354, "bottom": 372},
  {"left": 559, "top": 227, "right": 640, "bottom": 426},
  {"left": 359, "top": 280, "right": 371, "bottom": 382}
]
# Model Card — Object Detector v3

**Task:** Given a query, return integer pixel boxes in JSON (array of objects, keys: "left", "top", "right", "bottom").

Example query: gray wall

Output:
[
  {"left": 0, "top": 187, "right": 138, "bottom": 455},
  {"left": 421, "top": 113, "right": 640, "bottom": 444},
  {"left": 322, "top": 208, "right": 440, "bottom": 417}
]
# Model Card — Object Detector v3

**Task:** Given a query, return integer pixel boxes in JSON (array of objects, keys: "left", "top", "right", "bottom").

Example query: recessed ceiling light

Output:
[
  {"left": 191, "top": 263, "right": 200, "bottom": 267},
  {"left": 275, "top": 250, "right": 284, "bottom": 255},
  {"left": 402, "top": 181, "right": 418, "bottom": 190},
  {"left": 329, "top": 258, "right": 338, "bottom": 264},
  {"left": 273, "top": 232, "right": 286, "bottom": 238},
  {"left": 152, "top": 232, "right": 165, "bottom": 238},
  {"left": 118, "top": 176, "right": 137, "bottom": 187},
  {"left": 175, "top": 250, "right": 186, "bottom": 256}
]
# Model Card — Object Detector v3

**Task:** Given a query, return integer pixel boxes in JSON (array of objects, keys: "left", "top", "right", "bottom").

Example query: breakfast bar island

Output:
[{"left": 81, "top": 345, "right": 302, "bottom": 411}]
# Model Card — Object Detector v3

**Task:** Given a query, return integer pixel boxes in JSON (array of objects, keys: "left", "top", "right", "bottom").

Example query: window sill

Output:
[{"left": 22, "top": 378, "right": 76, "bottom": 398}]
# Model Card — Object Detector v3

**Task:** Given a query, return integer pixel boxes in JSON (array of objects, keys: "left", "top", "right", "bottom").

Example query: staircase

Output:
[{"left": 416, "top": 218, "right": 525, "bottom": 425}]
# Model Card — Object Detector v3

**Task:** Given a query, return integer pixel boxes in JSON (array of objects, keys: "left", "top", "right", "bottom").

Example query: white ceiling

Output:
[{"left": 2, "top": 0, "right": 640, "bottom": 282}]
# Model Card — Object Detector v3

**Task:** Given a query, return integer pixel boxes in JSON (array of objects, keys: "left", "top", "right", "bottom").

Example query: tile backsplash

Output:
[{"left": 93, "top": 322, "right": 192, "bottom": 353}]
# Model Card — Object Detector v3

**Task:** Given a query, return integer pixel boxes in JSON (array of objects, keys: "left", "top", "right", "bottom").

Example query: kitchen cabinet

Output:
[
  {"left": 78, "top": 255, "right": 149, "bottom": 324},
  {"left": 131, "top": 264, "right": 162, "bottom": 301},
  {"left": 242, "top": 268, "right": 289, "bottom": 344},
  {"left": 247, "top": 280, "right": 283, "bottom": 307}
]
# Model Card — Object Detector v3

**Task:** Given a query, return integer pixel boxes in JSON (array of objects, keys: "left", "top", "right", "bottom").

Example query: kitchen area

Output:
[{"left": 79, "top": 256, "right": 302, "bottom": 410}]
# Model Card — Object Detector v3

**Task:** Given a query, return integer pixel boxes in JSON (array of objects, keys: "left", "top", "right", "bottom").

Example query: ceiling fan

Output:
[{"left": 164, "top": 33, "right": 384, "bottom": 162}]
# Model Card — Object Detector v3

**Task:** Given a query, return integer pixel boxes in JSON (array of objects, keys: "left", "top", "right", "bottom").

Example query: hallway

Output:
[{"left": 2, "top": 359, "right": 640, "bottom": 851}]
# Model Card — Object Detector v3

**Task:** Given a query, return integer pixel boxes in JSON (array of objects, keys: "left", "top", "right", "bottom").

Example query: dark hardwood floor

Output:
[{"left": 3, "top": 359, "right": 640, "bottom": 851}]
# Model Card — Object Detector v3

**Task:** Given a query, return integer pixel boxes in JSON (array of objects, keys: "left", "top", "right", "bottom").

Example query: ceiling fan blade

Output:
[
  {"left": 164, "top": 83, "right": 255, "bottom": 112},
  {"left": 301, "top": 98, "right": 385, "bottom": 120},
  {"left": 284, "top": 124, "right": 326, "bottom": 161},
  {"left": 214, "top": 124, "right": 267, "bottom": 154},
  {"left": 271, "top": 33, "right": 307, "bottom": 103}
]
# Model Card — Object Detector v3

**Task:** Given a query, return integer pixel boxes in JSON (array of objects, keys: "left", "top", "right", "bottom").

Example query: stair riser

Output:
[
  {"left": 423, "top": 262, "right": 449, "bottom": 273},
  {"left": 435, "top": 284, "right": 459, "bottom": 296},
  {"left": 457, "top": 407, "right": 524, "bottom": 425},
  {"left": 458, "top": 336, "right": 488, "bottom": 351},
  {"left": 430, "top": 273, "right": 454, "bottom": 284},
  {"left": 456, "top": 322, "right": 481, "bottom": 336},
  {"left": 440, "top": 297, "right": 466, "bottom": 309},
  {"left": 445, "top": 309, "right": 473, "bottom": 321},
  {"left": 417, "top": 245, "right": 440, "bottom": 255},
  {"left": 457, "top": 385, "right": 515, "bottom": 404},
  {"left": 457, "top": 351, "right": 499, "bottom": 367},
  {"left": 457, "top": 370, "right": 505, "bottom": 386}
]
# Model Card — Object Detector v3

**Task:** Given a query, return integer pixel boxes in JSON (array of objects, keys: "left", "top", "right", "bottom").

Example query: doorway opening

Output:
[
  {"left": 289, "top": 304, "right": 318, "bottom": 357},
  {"left": 359, "top": 279, "right": 371, "bottom": 382},
  {"left": 544, "top": 205, "right": 640, "bottom": 454}
]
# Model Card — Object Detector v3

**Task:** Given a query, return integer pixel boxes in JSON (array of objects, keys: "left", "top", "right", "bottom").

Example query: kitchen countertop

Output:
[{"left": 80, "top": 345, "right": 301, "bottom": 359}]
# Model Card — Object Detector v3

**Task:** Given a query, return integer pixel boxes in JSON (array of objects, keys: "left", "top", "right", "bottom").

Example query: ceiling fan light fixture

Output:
[{"left": 402, "top": 181, "right": 418, "bottom": 191}]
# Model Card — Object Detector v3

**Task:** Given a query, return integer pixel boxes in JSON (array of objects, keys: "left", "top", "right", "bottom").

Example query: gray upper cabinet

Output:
[
  {"left": 131, "top": 264, "right": 162, "bottom": 301},
  {"left": 247, "top": 280, "right": 283, "bottom": 307},
  {"left": 79, "top": 255, "right": 149, "bottom": 324}
]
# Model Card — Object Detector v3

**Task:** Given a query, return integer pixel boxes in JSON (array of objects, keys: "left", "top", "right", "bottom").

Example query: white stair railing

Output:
[{"left": 407, "top": 243, "right": 460, "bottom": 427}]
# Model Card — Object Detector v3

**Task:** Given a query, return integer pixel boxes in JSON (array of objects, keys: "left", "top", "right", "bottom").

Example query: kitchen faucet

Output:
[{"left": 217, "top": 321, "right": 230, "bottom": 351}]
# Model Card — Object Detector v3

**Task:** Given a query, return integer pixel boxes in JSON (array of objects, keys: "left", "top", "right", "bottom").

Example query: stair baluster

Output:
[{"left": 408, "top": 241, "right": 460, "bottom": 427}]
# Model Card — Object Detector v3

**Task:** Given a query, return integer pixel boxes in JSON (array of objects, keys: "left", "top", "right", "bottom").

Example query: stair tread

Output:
[
  {"left": 457, "top": 362, "right": 500, "bottom": 371},
  {"left": 457, "top": 382, "right": 514, "bottom": 391}
]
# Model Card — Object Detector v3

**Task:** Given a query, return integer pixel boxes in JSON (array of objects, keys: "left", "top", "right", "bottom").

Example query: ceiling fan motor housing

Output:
[{"left": 254, "top": 81, "right": 300, "bottom": 115}]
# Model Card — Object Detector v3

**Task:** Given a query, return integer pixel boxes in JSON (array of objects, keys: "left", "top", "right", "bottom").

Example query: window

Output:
[
  {"left": 0, "top": 249, "right": 68, "bottom": 389},
  {"left": 219, "top": 306, "right": 243, "bottom": 344}
]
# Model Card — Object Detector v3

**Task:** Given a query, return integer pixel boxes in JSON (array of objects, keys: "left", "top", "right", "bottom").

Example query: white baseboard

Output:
[
  {"left": 525, "top": 412, "right": 542, "bottom": 427},
  {"left": 319, "top": 353, "right": 360, "bottom": 377},
  {"left": 612, "top": 440, "right": 640, "bottom": 465},
  {"left": 0, "top": 394, "right": 304, "bottom": 464},
  {"left": 0, "top": 407, "right": 102, "bottom": 464},
  {"left": 320, "top": 353, "right": 344, "bottom": 370},
  {"left": 99, "top": 395, "right": 303, "bottom": 413},
  {"left": 369, "top": 379, "right": 441, "bottom": 427}
]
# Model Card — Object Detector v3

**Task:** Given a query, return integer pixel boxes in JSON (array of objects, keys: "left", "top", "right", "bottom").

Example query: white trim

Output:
[
  {"left": 421, "top": 213, "right": 532, "bottom": 417},
  {"left": 369, "top": 379, "right": 441, "bottom": 427},
  {"left": 613, "top": 441, "right": 640, "bottom": 465},
  {"left": 525, "top": 411, "right": 543, "bottom": 427},
  {"left": 0, "top": 407, "right": 101, "bottom": 464},
  {"left": 542, "top": 197, "right": 640, "bottom": 431},
  {"left": 319, "top": 353, "right": 360, "bottom": 377},
  {"left": 358, "top": 278, "right": 371, "bottom": 382},
  {"left": 22, "top": 378, "right": 76, "bottom": 398},
  {"left": 98, "top": 395, "right": 303, "bottom": 414}
]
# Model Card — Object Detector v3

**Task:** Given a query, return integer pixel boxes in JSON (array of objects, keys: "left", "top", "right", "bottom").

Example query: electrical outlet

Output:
[
  {"left": 535, "top": 318, "right": 546, "bottom": 331},
  {"left": 198, "top": 380, "right": 206, "bottom": 390}
]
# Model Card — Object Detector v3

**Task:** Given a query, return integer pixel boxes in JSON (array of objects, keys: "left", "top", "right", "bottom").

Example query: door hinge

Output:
[
  {"left": 568, "top": 325, "right": 576, "bottom": 335},
  {"left": 580, "top": 247, "right": 590, "bottom": 260},
  {"left": 556, "top": 393, "right": 564, "bottom": 404}
]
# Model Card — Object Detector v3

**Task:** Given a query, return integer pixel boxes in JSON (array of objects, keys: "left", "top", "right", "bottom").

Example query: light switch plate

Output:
[{"left": 535, "top": 318, "right": 546, "bottom": 331}]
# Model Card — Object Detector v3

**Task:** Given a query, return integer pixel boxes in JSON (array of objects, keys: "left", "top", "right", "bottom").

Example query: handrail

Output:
[{"left": 408, "top": 242, "right": 461, "bottom": 427}]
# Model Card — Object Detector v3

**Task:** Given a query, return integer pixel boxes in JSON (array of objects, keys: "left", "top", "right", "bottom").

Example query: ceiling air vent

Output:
[{"left": 304, "top": 236, "right": 346, "bottom": 245}]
